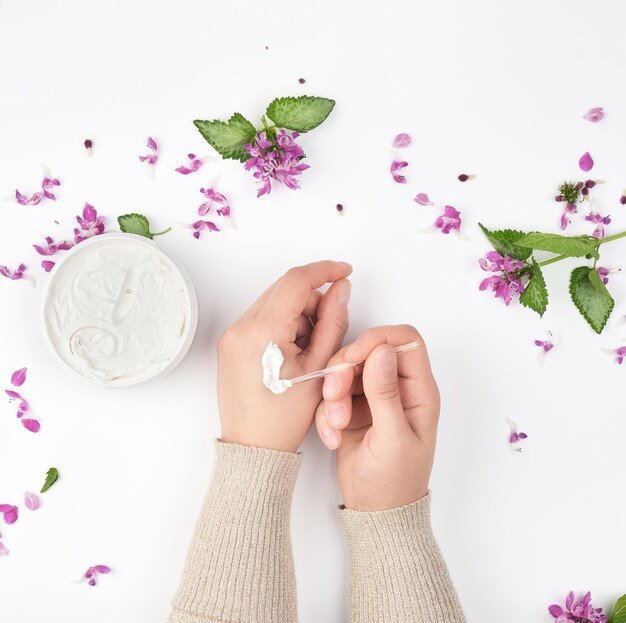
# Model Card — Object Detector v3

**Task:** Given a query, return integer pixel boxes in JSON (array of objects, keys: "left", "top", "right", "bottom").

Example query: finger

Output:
[
  {"left": 260, "top": 261, "right": 352, "bottom": 322},
  {"left": 362, "top": 344, "right": 411, "bottom": 435},
  {"left": 303, "top": 290, "right": 322, "bottom": 320},
  {"left": 315, "top": 399, "right": 343, "bottom": 450}
]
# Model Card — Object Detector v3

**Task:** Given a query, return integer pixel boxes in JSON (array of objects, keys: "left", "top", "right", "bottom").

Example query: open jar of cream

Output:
[{"left": 41, "top": 233, "right": 198, "bottom": 388}]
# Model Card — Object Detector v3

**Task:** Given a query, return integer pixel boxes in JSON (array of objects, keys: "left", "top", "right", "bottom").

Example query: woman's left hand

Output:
[{"left": 217, "top": 260, "right": 352, "bottom": 453}]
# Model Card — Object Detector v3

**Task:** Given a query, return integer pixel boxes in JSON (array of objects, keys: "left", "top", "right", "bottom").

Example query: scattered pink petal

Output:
[
  {"left": 458, "top": 173, "right": 476, "bottom": 182},
  {"left": 0, "top": 263, "right": 28, "bottom": 281},
  {"left": 534, "top": 332, "right": 554, "bottom": 365},
  {"left": 175, "top": 154, "right": 204, "bottom": 175},
  {"left": 579, "top": 151, "right": 594, "bottom": 172},
  {"left": 10, "top": 368, "right": 27, "bottom": 387},
  {"left": 24, "top": 492, "right": 41, "bottom": 511},
  {"left": 0, "top": 505, "right": 18, "bottom": 525},
  {"left": 583, "top": 107, "right": 605, "bottom": 123},
  {"left": 73, "top": 203, "right": 106, "bottom": 243},
  {"left": 506, "top": 418, "right": 528, "bottom": 452},
  {"left": 390, "top": 160, "right": 408, "bottom": 184},
  {"left": 433, "top": 205, "right": 462, "bottom": 235},
  {"left": 0, "top": 541, "right": 9, "bottom": 556},
  {"left": 139, "top": 137, "right": 158, "bottom": 166},
  {"left": 33, "top": 236, "right": 74, "bottom": 256},
  {"left": 21, "top": 418, "right": 41, "bottom": 433},
  {"left": 198, "top": 186, "right": 230, "bottom": 217},
  {"left": 41, "top": 176, "right": 60, "bottom": 201},
  {"left": 15, "top": 189, "right": 43, "bottom": 206},
  {"left": 41, "top": 261, "right": 55, "bottom": 272},
  {"left": 603, "top": 344, "right": 626, "bottom": 364},
  {"left": 188, "top": 220, "right": 220, "bottom": 239},
  {"left": 83, "top": 565, "right": 111, "bottom": 586},
  {"left": 414, "top": 193, "right": 434, "bottom": 206},
  {"left": 391, "top": 133, "right": 411, "bottom": 149}
]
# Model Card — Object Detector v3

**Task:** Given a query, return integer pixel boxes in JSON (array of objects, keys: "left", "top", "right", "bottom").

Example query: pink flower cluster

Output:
[
  {"left": 15, "top": 171, "right": 61, "bottom": 206},
  {"left": 244, "top": 130, "right": 309, "bottom": 197},
  {"left": 585, "top": 212, "right": 611, "bottom": 239},
  {"left": 5, "top": 367, "right": 40, "bottom": 433},
  {"left": 548, "top": 591, "right": 606, "bottom": 623},
  {"left": 479, "top": 251, "right": 530, "bottom": 306}
]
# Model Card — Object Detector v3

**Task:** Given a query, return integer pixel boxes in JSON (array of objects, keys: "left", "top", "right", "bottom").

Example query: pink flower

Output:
[
  {"left": 579, "top": 151, "right": 594, "bottom": 172},
  {"left": 583, "top": 107, "right": 605, "bottom": 123},
  {"left": 41, "top": 261, "right": 55, "bottom": 272},
  {"left": 506, "top": 418, "right": 528, "bottom": 451},
  {"left": 560, "top": 202, "right": 578, "bottom": 230},
  {"left": 15, "top": 189, "right": 43, "bottom": 205},
  {"left": 0, "top": 541, "right": 8, "bottom": 556},
  {"left": 534, "top": 332, "right": 554, "bottom": 364},
  {"left": 244, "top": 130, "right": 309, "bottom": 197},
  {"left": 198, "top": 186, "right": 230, "bottom": 217},
  {"left": 74, "top": 203, "right": 105, "bottom": 243},
  {"left": 0, "top": 505, "right": 18, "bottom": 525},
  {"left": 83, "top": 565, "right": 111, "bottom": 586},
  {"left": 414, "top": 193, "right": 434, "bottom": 206},
  {"left": 5, "top": 389, "right": 29, "bottom": 415},
  {"left": 11, "top": 368, "right": 27, "bottom": 387},
  {"left": 548, "top": 591, "right": 606, "bottom": 623},
  {"left": 596, "top": 266, "right": 620, "bottom": 285},
  {"left": 175, "top": 153, "right": 204, "bottom": 175},
  {"left": 603, "top": 345, "right": 626, "bottom": 364},
  {"left": 0, "top": 263, "right": 28, "bottom": 281},
  {"left": 585, "top": 212, "right": 611, "bottom": 238},
  {"left": 33, "top": 236, "right": 74, "bottom": 256},
  {"left": 189, "top": 220, "right": 220, "bottom": 239},
  {"left": 24, "top": 492, "right": 41, "bottom": 511},
  {"left": 391, "top": 133, "right": 411, "bottom": 148},
  {"left": 390, "top": 160, "right": 408, "bottom": 184},
  {"left": 433, "top": 205, "right": 462, "bottom": 235},
  {"left": 479, "top": 251, "right": 530, "bottom": 306},
  {"left": 139, "top": 137, "right": 158, "bottom": 166},
  {"left": 15, "top": 170, "right": 61, "bottom": 204},
  {"left": 42, "top": 176, "right": 60, "bottom": 200}
]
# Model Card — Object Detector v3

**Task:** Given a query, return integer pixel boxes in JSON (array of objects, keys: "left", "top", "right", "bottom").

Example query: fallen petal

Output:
[
  {"left": 579, "top": 151, "right": 594, "bottom": 172},
  {"left": 0, "top": 542, "right": 8, "bottom": 556},
  {"left": 24, "top": 492, "right": 41, "bottom": 511},
  {"left": 0, "top": 505, "right": 18, "bottom": 524},
  {"left": 41, "top": 261, "right": 55, "bottom": 272},
  {"left": 10, "top": 368, "right": 27, "bottom": 387},
  {"left": 391, "top": 133, "right": 411, "bottom": 148},
  {"left": 583, "top": 107, "right": 605, "bottom": 123},
  {"left": 21, "top": 418, "right": 41, "bottom": 433},
  {"left": 414, "top": 193, "right": 434, "bottom": 206}
]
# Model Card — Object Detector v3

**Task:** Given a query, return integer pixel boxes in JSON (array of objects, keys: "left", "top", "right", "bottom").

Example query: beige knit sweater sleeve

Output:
[{"left": 167, "top": 441, "right": 465, "bottom": 623}]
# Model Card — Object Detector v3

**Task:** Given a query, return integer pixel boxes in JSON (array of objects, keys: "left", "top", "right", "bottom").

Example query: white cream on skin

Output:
[
  {"left": 43, "top": 236, "right": 193, "bottom": 387},
  {"left": 261, "top": 342, "right": 293, "bottom": 394}
]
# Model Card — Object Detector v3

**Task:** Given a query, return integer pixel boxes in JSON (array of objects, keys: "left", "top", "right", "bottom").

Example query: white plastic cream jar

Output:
[{"left": 41, "top": 233, "right": 198, "bottom": 388}]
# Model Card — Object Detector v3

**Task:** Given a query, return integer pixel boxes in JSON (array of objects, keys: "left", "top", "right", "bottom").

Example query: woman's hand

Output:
[
  {"left": 315, "top": 325, "right": 440, "bottom": 511},
  {"left": 217, "top": 261, "right": 352, "bottom": 453}
]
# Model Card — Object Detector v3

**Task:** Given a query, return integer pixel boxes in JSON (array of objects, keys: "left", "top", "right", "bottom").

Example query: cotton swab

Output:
[{"left": 285, "top": 340, "right": 420, "bottom": 387}]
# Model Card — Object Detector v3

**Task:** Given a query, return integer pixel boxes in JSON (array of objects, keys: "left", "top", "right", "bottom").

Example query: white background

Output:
[{"left": 1, "top": 1, "right": 625, "bottom": 621}]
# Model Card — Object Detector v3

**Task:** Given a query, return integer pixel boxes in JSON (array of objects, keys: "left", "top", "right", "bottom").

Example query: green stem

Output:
[
  {"left": 151, "top": 227, "right": 172, "bottom": 237},
  {"left": 537, "top": 254, "right": 568, "bottom": 267},
  {"left": 535, "top": 229, "right": 626, "bottom": 268},
  {"left": 598, "top": 230, "right": 626, "bottom": 245}
]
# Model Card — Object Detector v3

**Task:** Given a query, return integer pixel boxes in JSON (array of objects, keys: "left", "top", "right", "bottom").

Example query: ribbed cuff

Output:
[
  {"left": 338, "top": 493, "right": 466, "bottom": 623},
  {"left": 168, "top": 440, "right": 302, "bottom": 623}
]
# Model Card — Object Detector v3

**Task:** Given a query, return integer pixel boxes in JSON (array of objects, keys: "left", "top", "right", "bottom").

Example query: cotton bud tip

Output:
[{"left": 84, "top": 139, "right": 93, "bottom": 157}]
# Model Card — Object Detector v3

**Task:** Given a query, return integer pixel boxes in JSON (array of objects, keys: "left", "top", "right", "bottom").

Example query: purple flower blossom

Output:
[
  {"left": 42, "top": 176, "right": 60, "bottom": 200},
  {"left": 74, "top": 203, "right": 105, "bottom": 243},
  {"left": 41, "top": 261, "right": 55, "bottom": 273},
  {"left": 597, "top": 266, "right": 620, "bottom": 285},
  {"left": 479, "top": 251, "right": 530, "bottom": 306},
  {"left": 534, "top": 332, "right": 554, "bottom": 364},
  {"left": 189, "top": 220, "right": 220, "bottom": 239},
  {"left": 139, "top": 136, "right": 158, "bottom": 166},
  {"left": 15, "top": 169, "right": 61, "bottom": 205},
  {"left": 603, "top": 345, "right": 626, "bottom": 364},
  {"left": 583, "top": 107, "right": 605, "bottom": 123},
  {"left": 198, "top": 186, "right": 230, "bottom": 217},
  {"left": 433, "top": 205, "right": 462, "bottom": 235},
  {"left": 390, "top": 159, "right": 408, "bottom": 184},
  {"left": 244, "top": 130, "right": 309, "bottom": 197},
  {"left": 0, "top": 505, "right": 18, "bottom": 525},
  {"left": 548, "top": 591, "right": 606, "bottom": 623},
  {"left": 33, "top": 236, "right": 74, "bottom": 256},
  {"left": 506, "top": 418, "right": 528, "bottom": 451},
  {"left": 24, "top": 492, "right": 40, "bottom": 511},
  {"left": 579, "top": 151, "right": 594, "bottom": 172},
  {"left": 585, "top": 212, "right": 611, "bottom": 238},
  {"left": 0, "top": 263, "right": 28, "bottom": 281},
  {"left": 414, "top": 193, "right": 434, "bottom": 206},
  {"left": 391, "top": 133, "right": 411, "bottom": 148},
  {"left": 15, "top": 189, "right": 43, "bottom": 205},
  {"left": 83, "top": 565, "right": 111, "bottom": 587},
  {"left": 175, "top": 153, "right": 204, "bottom": 175}
]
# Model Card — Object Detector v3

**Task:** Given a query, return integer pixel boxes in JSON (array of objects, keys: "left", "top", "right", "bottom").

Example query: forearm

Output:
[
  {"left": 167, "top": 440, "right": 301, "bottom": 623},
  {"left": 339, "top": 493, "right": 466, "bottom": 623}
]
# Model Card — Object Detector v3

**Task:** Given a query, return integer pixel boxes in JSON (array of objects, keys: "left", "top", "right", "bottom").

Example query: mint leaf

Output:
[
  {"left": 478, "top": 223, "right": 532, "bottom": 260},
  {"left": 41, "top": 467, "right": 59, "bottom": 493},
  {"left": 516, "top": 232, "right": 599, "bottom": 258},
  {"left": 570, "top": 266, "right": 614, "bottom": 333},
  {"left": 194, "top": 113, "right": 257, "bottom": 162},
  {"left": 266, "top": 96, "right": 335, "bottom": 133},
  {"left": 610, "top": 594, "right": 626, "bottom": 623},
  {"left": 519, "top": 261, "right": 548, "bottom": 316},
  {"left": 118, "top": 213, "right": 171, "bottom": 240}
]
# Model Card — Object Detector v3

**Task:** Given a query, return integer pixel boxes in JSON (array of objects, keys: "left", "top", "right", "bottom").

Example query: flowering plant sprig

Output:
[
  {"left": 193, "top": 95, "right": 335, "bottom": 197},
  {"left": 479, "top": 223, "right": 626, "bottom": 333}
]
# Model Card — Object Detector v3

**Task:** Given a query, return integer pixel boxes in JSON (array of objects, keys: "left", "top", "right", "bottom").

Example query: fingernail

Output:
[
  {"left": 323, "top": 374, "right": 337, "bottom": 399},
  {"left": 323, "top": 427, "right": 339, "bottom": 449},
  {"left": 338, "top": 282, "right": 351, "bottom": 308},
  {"left": 326, "top": 401, "right": 345, "bottom": 427},
  {"left": 376, "top": 347, "right": 397, "bottom": 381}
]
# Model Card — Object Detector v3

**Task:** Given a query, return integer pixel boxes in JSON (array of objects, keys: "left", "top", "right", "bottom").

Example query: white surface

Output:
[{"left": 1, "top": 1, "right": 625, "bottom": 621}]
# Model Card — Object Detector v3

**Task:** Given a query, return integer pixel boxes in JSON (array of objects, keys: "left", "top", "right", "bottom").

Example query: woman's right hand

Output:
[{"left": 315, "top": 325, "right": 441, "bottom": 511}]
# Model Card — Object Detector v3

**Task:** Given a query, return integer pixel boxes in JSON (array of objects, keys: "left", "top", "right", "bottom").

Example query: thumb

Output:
[{"left": 362, "top": 344, "right": 409, "bottom": 433}]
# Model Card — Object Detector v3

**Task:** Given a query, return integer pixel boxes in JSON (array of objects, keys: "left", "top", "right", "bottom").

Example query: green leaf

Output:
[
  {"left": 478, "top": 223, "right": 532, "bottom": 260},
  {"left": 193, "top": 113, "right": 257, "bottom": 162},
  {"left": 569, "top": 266, "right": 615, "bottom": 333},
  {"left": 519, "top": 261, "right": 548, "bottom": 316},
  {"left": 41, "top": 467, "right": 59, "bottom": 493},
  {"left": 516, "top": 231, "right": 599, "bottom": 258},
  {"left": 266, "top": 96, "right": 335, "bottom": 133},
  {"left": 118, "top": 213, "right": 171, "bottom": 240},
  {"left": 611, "top": 594, "right": 626, "bottom": 623}
]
